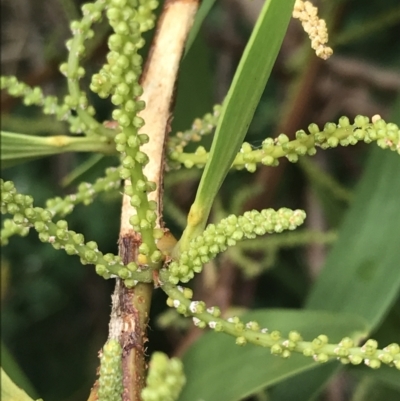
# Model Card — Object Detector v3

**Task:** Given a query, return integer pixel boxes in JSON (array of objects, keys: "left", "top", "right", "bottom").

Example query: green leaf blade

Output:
[
  {"left": 1, "top": 368, "right": 36, "bottom": 401},
  {"left": 195, "top": 0, "right": 296, "bottom": 214},
  {"left": 306, "top": 148, "right": 400, "bottom": 330},
  {"left": 179, "top": 0, "right": 296, "bottom": 248},
  {"left": 1, "top": 131, "right": 115, "bottom": 169},
  {"left": 184, "top": 0, "right": 216, "bottom": 56}
]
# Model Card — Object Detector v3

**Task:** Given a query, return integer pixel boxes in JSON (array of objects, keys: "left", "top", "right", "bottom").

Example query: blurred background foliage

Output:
[{"left": 1, "top": 0, "right": 400, "bottom": 400}]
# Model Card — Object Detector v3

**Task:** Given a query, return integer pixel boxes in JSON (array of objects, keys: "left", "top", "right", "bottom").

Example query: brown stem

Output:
[{"left": 106, "top": 1, "right": 201, "bottom": 401}]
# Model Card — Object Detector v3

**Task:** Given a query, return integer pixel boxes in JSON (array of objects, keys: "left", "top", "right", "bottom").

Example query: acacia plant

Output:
[{"left": 1, "top": 0, "right": 400, "bottom": 400}]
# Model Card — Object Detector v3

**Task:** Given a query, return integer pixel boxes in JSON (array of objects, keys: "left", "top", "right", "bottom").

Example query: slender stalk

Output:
[
  {"left": 119, "top": 0, "right": 201, "bottom": 234},
  {"left": 107, "top": 1, "right": 201, "bottom": 400}
]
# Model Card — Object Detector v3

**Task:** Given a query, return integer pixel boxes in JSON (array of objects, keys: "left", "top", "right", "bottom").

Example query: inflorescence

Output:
[
  {"left": 98, "top": 339, "right": 124, "bottom": 401},
  {"left": 141, "top": 352, "right": 186, "bottom": 401},
  {"left": 162, "top": 278, "right": 400, "bottom": 370},
  {"left": 1, "top": 167, "right": 122, "bottom": 246},
  {"left": 169, "top": 115, "right": 400, "bottom": 172},
  {"left": 167, "top": 105, "right": 222, "bottom": 169},
  {"left": 0, "top": 76, "right": 75, "bottom": 126},
  {"left": 0, "top": 179, "right": 151, "bottom": 287},
  {"left": 59, "top": 0, "right": 112, "bottom": 136},
  {"left": 292, "top": 0, "right": 333, "bottom": 60},
  {"left": 90, "top": 0, "right": 162, "bottom": 266},
  {"left": 1, "top": 1, "right": 114, "bottom": 138},
  {"left": 165, "top": 208, "right": 306, "bottom": 284}
]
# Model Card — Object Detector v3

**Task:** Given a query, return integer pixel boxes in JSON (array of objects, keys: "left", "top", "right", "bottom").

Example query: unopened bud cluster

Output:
[
  {"left": 1, "top": 216, "right": 30, "bottom": 246},
  {"left": 46, "top": 167, "right": 122, "bottom": 216},
  {"left": 90, "top": 0, "right": 158, "bottom": 107},
  {"left": 165, "top": 285, "right": 196, "bottom": 315},
  {"left": 1, "top": 167, "right": 121, "bottom": 244},
  {"left": 1, "top": 76, "right": 72, "bottom": 123},
  {"left": 168, "top": 105, "right": 222, "bottom": 168},
  {"left": 141, "top": 352, "right": 186, "bottom": 401},
  {"left": 166, "top": 208, "right": 306, "bottom": 284},
  {"left": 0, "top": 179, "right": 152, "bottom": 285},
  {"left": 1, "top": 1, "right": 117, "bottom": 137},
  {"left": 90, "top": 0, "right": 161, "bottom": 255},
  {"left": 292, "top": 0, "right": 333, "bottom": 60},
  {"left": 170, "top": 115, "right": 400, "bottom": 172},
  {"left": 98, "top": 339, "right": 123, "bottom": 401},
  {"left": 58, "top": 1, "right": 109, "bottom": 135},
  {"left": 162, "top": 280, "right": 400, "bottom": 370},
  {"left": 301, "top": 337, "right": 400, "bottom": 369}
]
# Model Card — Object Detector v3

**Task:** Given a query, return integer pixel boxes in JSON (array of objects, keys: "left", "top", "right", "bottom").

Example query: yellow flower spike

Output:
[{"left": 292, "top": 0, "right": 333, "bottom": 60}]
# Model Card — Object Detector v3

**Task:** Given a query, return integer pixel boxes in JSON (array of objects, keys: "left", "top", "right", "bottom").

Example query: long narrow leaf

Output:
[
  {"left": 1, "top": 368, "right": 35, "bottom": 401},
  {"left": 0, "top": 342, "right": 38, "bottom": 399},
  {"left": 1, "top": 131, "right": 115, "bottom": 169},
  {"left": 184, "top": 0, "right": 216, "bottom": 56},
  {"left": 179, "top": 0, "right": 296, "bottom": 250}
]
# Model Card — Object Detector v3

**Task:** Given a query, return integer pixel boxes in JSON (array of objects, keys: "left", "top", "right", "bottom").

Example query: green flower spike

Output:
[
  {"left": 46, "top": 166, "right": 122, "bottom": 215},
  {"left": 59, "top": 0, "right": 109, "bottom": 136},
  {"left": 167, "top": 105, "right": 222, "bottom": 168},
  {"left": 161, "top": 277, "right": 400, "bottom": 370},
  {"left": 0, "top": 179, "right": 151, "bottom": 284},
  {"left": 1, "top": 167, "right": 121, "bottom": 245},
  {"left": 1, "top": 1, "right": 114, "bottom": 138},
  {"left": 98, "top": 339, "right": 123, "bottom": 401},
  {"left": 141, "top": 352, "right": 186, "bottom": 401},
  {"left": 169, "top": 115, "right": 400, "bottom": 171},
  {"left": 166, "top": 208, "right": 306, "bottom": 284},
  {"left": 90, "top": 0, "right": 161, "bottom": 267},
  {"left": 0, "top": 76, "right": 72, "bottom": 125}
]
